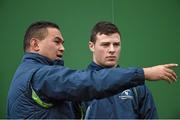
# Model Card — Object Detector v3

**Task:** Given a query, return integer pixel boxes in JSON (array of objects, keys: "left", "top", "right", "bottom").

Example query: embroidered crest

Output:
[{"left": 119, "top": 89, "right": 133, "bottom": 99}]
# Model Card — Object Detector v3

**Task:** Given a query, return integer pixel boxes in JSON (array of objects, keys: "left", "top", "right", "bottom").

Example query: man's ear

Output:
[
  {"left": 29, "top": 38, "right": 40, "bottom": 51},
  {"left": 89, "top": 41, "right": 95, "bottom": 52}
]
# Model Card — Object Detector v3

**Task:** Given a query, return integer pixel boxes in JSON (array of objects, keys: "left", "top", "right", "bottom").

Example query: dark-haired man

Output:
[
  {"left": 7, "top": 21, "right": 177, "bottom": 119},
  {"left": 82, "top": 21, "right": 176, "bottom": 119}
]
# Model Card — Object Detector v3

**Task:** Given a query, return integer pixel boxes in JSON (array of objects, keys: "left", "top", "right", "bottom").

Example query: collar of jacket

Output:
[
  {"left": 87, "top": 61, "right": 119, "bottom": 71},
  {"left": 22, "top": 52, "right": 64, "bottom": 66}
]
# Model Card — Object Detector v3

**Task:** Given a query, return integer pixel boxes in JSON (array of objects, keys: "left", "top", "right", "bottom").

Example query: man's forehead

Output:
[
  {"left": 97, "top": 32, "right": 120, "bottom": 36},
  {"left": 96, "top": 33, "right": 120, "bottom": 41},
  {"left": 46, "top": 27, "right": 65, "bottom": 42}
]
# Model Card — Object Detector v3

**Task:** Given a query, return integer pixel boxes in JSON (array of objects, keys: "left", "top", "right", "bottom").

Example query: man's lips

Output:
[
  {"left": 106, "top": 56, "right": 117, "bottom": 61},
  {"left": 106, "top": 56, "right": 116, "bottom": 59},
  {"left": 57, "top": 54, "right": 63, "bottom": 58}
]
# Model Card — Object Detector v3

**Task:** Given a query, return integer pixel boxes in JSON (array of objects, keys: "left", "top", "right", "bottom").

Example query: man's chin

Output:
[{"left": 104, "top": 62, "right": 117, "bottom": 68}]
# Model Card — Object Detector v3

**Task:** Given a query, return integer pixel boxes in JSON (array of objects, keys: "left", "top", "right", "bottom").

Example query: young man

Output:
[
  {"left": 7, "top": 21, "right": 177, "bottom": 119},
  {"left": 82, "top": 21, "right": 176, "bottom": 118}
]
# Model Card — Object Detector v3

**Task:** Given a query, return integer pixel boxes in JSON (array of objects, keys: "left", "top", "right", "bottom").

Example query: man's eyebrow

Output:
[{"left": 55, "top": 36, "right": 64, "bottom": 43}]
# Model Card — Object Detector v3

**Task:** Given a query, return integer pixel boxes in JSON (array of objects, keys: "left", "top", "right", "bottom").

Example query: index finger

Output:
[{"left": 164, "top": 64, "right": 178, "bottom": 68}]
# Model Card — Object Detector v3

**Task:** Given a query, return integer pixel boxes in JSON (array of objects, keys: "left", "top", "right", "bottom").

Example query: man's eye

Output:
[
  {"left": 114, "top": 43, "right": 120, "bottom": 47},
  {"left": 101, "top": 43, "right": 109, "bottom": 46},
  {"left": 54, "top": 40, "right": 60, "bottom": 44}
]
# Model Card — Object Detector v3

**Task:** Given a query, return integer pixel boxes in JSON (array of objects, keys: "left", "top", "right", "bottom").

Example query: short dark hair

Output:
[
  {"left": 90, "top": 21, "right": 121, "bottom": 43},
  {"left": 23, "top": 21, "right": 60, "bottom": 52}
]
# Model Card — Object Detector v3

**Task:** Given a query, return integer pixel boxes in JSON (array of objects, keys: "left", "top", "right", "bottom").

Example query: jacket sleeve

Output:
[
  {"left": 137, "top": 85, "right": 158, "bottom": 118},
  {"left": 32, "top": 65, "right": 145, "bottom": 101}
]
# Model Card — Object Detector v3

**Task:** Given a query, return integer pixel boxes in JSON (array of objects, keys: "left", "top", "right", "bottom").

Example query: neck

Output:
[{"left": 93, "top": 61, "right": 117, "bottom": 68}]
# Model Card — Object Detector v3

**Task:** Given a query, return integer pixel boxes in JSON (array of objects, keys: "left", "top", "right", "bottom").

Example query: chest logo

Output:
[{"left": 119, "top": 89, "right": 133, "bottom": 100}]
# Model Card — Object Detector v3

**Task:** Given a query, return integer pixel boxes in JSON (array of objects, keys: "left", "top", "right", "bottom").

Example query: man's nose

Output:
[
  {"left": 60, "top": 44, "right": 65, "bottom": 52},
  {"left": 109, "top": 44, "right": 115, "bottom": 52}
]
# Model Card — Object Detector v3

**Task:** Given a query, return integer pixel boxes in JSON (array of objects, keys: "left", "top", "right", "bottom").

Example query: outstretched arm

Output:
[{"left": 143, "top": 63, "right": 178, "bottom": 83}]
